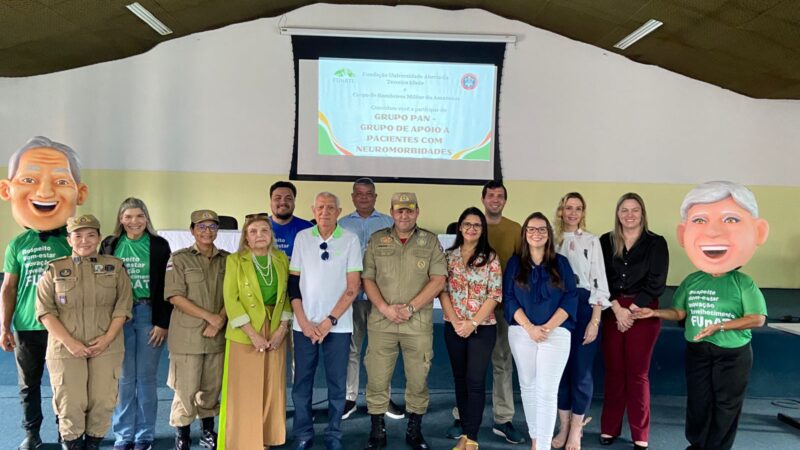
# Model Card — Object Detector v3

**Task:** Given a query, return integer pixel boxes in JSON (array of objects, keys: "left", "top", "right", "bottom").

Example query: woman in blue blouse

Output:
[{"left": 504, "top": 212, "right": 577, "bottom": 450}]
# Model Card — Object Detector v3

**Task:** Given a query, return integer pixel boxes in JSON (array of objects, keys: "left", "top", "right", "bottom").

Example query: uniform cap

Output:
[
  {"left": 191, "top": 209, "right": 219, "bottom": 224},
  {"left": 67, "top": 214, "right": 101, "bottom": 233},
  {"left": 391, "top": 192, "right": 418, "bottom": 211}
]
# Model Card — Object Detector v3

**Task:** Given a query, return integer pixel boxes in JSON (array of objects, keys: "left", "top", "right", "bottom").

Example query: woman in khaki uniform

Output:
[
  {"left": 218, "top": 214, "right": 291, "bottom": 450},
  {"left": 36, "top": 214, "right": 133, "bottom": 450}
]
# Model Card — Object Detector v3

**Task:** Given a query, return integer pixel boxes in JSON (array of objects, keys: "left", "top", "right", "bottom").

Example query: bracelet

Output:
[
  {"left": 592, "top": 319, "right": 601, "bottom": 326},
  {"left": 470, "top": 319, "right": 479, "bottom": 328},
  {"left": 719, "top": 323, "right": 725, "bottom": 332}
]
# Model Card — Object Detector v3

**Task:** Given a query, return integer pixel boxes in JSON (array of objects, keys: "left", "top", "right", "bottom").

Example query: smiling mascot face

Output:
[
  {"left": 677, "top": 182, "right": 768, "bottom": 276},
  {"left": 0, "top": 143, "right": 88, "bottom": 231}
]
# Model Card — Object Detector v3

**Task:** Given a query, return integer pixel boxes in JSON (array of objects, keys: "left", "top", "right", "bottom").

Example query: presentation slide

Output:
[
  {"left": 296, "top": 58, "right": 499, "bottom": 183},
  {"left": 318, "top": 58, "right": 496, "bottom": 162}
]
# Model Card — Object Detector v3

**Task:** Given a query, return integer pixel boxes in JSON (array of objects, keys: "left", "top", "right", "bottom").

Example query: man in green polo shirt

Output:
[{"left": 0, "top": 136, "right": 89, "bottom": 449}]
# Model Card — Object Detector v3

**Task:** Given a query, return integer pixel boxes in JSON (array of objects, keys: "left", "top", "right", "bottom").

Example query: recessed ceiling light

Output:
[
  {"left": 614, "top": 19, "right": 663, "bottom": 50},
  {"left": 126, "top": 2, "right": 173, "bottom": 36}
]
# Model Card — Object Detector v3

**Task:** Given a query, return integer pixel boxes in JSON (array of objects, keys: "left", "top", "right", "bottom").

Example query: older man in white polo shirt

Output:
[{"left": 288, "top": 192, "right": 362, "bottom": 450}]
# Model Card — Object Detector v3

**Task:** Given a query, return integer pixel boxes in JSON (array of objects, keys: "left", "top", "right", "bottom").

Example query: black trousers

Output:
[
  {"left": 444, "top": 321, "right": 496, "bottom": 441},
  {"left": 13, "top": 330, "right": 49, "bottom": 431},
  {"left": 685, "top": 341, "right": 752, "bottom": 450}
]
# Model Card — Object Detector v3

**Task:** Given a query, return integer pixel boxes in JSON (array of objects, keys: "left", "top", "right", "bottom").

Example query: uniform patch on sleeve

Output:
[
  {"left": 57, "top": 294, "right": 67, "bottom": 305},
  {"left": 166, "top": 260, "right": 174, "bottom": 271},
  {"left": 58, "top": 269, "right": 72, "bottom": 277}
]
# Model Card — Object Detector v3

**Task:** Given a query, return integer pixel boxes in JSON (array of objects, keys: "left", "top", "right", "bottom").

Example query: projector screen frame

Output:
[{"left": 289, "top": 35, "right": 506, "bottom": 186}]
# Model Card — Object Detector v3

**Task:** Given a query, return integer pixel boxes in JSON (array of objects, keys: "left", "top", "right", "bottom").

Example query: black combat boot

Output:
[
  {"left": 363, "top": 414, "right": 387, "bottom": 450},
  {"left": 84, "top": 435, "right": 103, "bottom": 450},
  {"left": 199, "top": 417, "right": 218, "bottom": 449},
  {"left": 405, "top": 413, "right": 430, "bottom": 450},
  {"left": 174, "top": 425, "right": 191, "bottom": 450},
  {"left": 18, "top": 427, "right": 43, "bottom": 450},
  {"left": 61, "top": 435, "right": 83, "bottom": 450}
]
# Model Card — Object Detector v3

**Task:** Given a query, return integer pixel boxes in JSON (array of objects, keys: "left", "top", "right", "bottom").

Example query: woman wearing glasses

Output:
[
  {"left": 551, "top": 193, "right": 611, "bottom": 450},
  {"left": 218, "top": 214, "right": 291, "bottom": 450},
  {"left": 100, "top": 198, "right": 172, "bottom": 450},
  {"left": 439, "top": 207, "right": 502, "bottom": 450},
  {"left": 504, "top": 212, "right": 577, "bottom": 450},
  {"left": 598, "top": 193, "right": 668, "bottom": 450}
]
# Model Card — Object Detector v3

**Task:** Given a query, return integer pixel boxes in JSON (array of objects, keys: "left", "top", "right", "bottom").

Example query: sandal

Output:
[
  {"left": 566, "top": 416, "right": 592, "bottom": 450},
  {"left": 452, "top": 435, "right": 466, "bottom": 450},
  {"left": 465, "top": 439, "right": 479, "bottom": 449}
]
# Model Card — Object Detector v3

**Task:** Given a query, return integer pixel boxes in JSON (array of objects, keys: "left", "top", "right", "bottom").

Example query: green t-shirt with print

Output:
[
  {"left": 114, "top": 233, "right": 151, "bottom": 300},
  {"left": 3, "top": 228, "right": 71, "bottom": 331},
  {"left": 672, "top": 270, "right": 767, "bottom": 348},
  {"left": 254, "top": 255, "right": 278, "bottom": 306}
]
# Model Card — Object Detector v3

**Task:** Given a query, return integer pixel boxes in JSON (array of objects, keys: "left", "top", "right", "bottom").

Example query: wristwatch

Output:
[
  {"left": 327, "top": 315, "right": 338, "bottom": 326},
  {"left": 470, "top": 320, "right": 479, "bottom": 328},
  {"left": 406, "top": 303, "right": 416, "bottom": 314}
]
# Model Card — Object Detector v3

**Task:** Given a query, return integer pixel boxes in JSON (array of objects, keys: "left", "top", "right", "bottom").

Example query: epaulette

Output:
[{"left": 172, "top": 247, "right": 194, "bottom": 256}]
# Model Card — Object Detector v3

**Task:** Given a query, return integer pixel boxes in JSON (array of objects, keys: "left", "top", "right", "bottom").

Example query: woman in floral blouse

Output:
[{"left": 439, "top": 207, "right": 503, "bottom": 450}]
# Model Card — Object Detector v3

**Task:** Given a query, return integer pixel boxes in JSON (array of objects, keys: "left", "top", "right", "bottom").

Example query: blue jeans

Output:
[
  {"left": 112, "top": 303, "right": 164, "bottom": 445},
  {"left": 292, "top": 330, "right": 351, "bottom": 445}
]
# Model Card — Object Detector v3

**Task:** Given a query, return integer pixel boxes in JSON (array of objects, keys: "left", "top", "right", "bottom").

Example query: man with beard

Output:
[{"left": 269, "top": 181, "right": 312, "bottom": 260}]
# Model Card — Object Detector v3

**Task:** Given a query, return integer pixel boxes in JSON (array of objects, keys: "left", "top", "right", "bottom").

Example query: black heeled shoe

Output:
[
  {"left": 633, "top": 444, "right": 648, "bottom": 450},
  {"left": 599, "top": 435, "right": 616, "bottom": 446}
]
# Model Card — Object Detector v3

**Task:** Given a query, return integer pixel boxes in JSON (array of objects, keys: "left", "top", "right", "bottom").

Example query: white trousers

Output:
[{"left": 508, "top": 325, "right": 571, "bottom": 450}]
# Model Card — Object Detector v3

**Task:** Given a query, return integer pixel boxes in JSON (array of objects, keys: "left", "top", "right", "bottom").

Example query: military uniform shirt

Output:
[
  {"left": 36, "top": 255, "right": 133, "bottom": 359},
  {"left": 164, "top": 245, "right": 229, "bottom": 354},
  {"left": 362, "top": 227, "right": 446, "bottom": 333}
]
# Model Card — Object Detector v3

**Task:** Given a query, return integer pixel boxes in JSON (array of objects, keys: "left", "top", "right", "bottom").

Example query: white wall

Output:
[{"left": 1, "top": 4, "right": 798, "bottom": 186}]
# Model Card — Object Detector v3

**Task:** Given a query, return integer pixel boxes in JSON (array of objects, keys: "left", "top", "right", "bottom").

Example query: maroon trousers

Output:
[{"left": 600, "top": 295, "right": 661, "bottom": 442}]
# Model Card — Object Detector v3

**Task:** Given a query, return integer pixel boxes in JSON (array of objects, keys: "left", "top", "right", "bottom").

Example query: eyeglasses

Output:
[
  {"left": 245, "top": 213, "right": 270, "bottom": 220},
  {"left": 525, "top": 226, "right": 548, "bottom": 235},
  {"left": 320, "top": 242, "right": 329, "bottom": 261},
  {"left": 195, "top": 223, "right": 219, "bottom": 232},
  {"left": 460, "top": 222, "right": 483, "bottom": 231}
]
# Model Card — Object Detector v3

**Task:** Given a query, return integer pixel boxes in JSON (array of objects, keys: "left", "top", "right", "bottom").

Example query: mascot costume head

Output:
[
  {"left": 677, "top": 180, "right": 768, "bottom": 275},
  {"left": 1, "top": 136, "right": 88, "bottom": 231}
]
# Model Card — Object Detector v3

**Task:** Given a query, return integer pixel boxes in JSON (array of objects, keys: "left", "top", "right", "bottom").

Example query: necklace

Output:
[{"left": 252, "top": 253, "right": 274, "bottom": 286}]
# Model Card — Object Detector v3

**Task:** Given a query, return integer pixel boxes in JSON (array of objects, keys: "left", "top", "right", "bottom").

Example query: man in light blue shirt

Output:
[{"left": 338, "top": 178, "right": 395, "bottom": 420}]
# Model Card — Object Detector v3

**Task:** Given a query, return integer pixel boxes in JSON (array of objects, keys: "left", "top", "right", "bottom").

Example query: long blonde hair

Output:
[
  {"left": 111, "top": 197, "right": 157, "bottom": 237},
  {"left": 238, "top": 214, "right": 274, "bottom": 254},
  {"left": 610, "top": 192, "right": 649, "bottom": 259},
  {"left": 554, "top": 192, "right": 587, "bottom": 247}
]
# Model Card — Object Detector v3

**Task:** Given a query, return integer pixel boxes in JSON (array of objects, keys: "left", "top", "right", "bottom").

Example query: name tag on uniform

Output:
[{"left": 104, "top": 264, "right": 115, "bottom": 272}]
